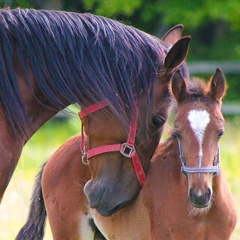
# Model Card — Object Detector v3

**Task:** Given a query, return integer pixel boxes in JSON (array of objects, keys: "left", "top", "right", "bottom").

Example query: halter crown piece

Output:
[{"left": 78, "top": 101, "right": 146, "bottom": 186}]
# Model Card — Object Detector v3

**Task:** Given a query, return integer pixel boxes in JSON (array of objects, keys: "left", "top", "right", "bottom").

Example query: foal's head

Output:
[
  {"left": 82, "top": 35, "right": 190, "bottom": 216},
  {"left": 172, "top": 69, "right": 226, "bottom": 213}
]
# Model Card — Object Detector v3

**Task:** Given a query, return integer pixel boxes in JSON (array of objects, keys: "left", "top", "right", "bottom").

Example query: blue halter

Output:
[{"left": 177, "top": 139, "right": 220, "bottom": 178}]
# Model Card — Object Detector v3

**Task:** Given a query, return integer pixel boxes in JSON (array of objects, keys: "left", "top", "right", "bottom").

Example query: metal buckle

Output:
[
  {"left": 120, "top": 143, "right": 135, "bottom": 158},
  {"left": 81, "top": 150, "right": 88, "bottom": 165}
]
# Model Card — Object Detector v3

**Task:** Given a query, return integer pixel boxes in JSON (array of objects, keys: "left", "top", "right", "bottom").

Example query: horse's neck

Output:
[
  {"left": 0, "top": 75, "right": 70, "bottom": 203},
  {"left": 18, "top": 75, "right": 69, "bottom": 142},
  {"left": 25, "top": 101, "right": 62, "bottom": 140},
  {"left": 0, "top": 107, "right": 25, "bottom": 202}
]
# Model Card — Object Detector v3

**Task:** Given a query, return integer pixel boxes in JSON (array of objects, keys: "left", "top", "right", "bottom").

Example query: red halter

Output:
[{"left": 78, "top": 101, "right": 146, "bottom": 186}]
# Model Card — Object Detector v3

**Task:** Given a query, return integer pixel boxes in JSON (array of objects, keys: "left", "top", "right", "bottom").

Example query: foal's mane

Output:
[
  {"left": 0, "top": 9, "right": 166, "bottom": 136},
  {"left": 179, "top": 76, "right": 222, "bottom": 107},
  {"left": 186, "top": 77, "right": 211, "bottom": 101}
]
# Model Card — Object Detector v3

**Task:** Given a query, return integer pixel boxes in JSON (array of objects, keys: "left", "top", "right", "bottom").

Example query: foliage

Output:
[
  {"left": 82, "top": 0, "right": 141, "bottom": 16},
  {"left": 143, "top": 0, "right": 240, "bottom": 29},
  {"left": 0, "top": 0, "right": 239, "bottom": 98},
  {"left": 1, "top": 0, "right": 240, "bottom": 28}
]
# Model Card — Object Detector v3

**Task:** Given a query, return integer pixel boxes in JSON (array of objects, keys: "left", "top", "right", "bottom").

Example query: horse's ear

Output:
[
  {"left": 210, "top": 68, "right": 227, "bottom": 102},
  {"left": 171, "top": 70, "right": 187, "bottom": 103},
  {"left": 163, "top": 36, "right": 191, "bottom": 76},
  {"left": 162, "top": 24, "right": 184, "bottom": 46}
]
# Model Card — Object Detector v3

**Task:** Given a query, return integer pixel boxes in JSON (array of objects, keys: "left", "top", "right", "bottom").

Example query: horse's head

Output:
[
  {"left": 82, "top": 33, "right": 190, "bottom": 216},
  {"left": 171, "top": 69, "right": 226, "bottom": 213}
]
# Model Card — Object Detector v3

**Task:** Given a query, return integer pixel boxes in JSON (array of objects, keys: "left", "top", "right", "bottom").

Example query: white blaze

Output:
[{"left": 188, "top": 109, "right": 210, "bottom": 167}]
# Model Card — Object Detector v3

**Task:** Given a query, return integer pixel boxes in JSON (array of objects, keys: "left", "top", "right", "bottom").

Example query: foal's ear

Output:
[
  {"left": 163, "top": 36, "right": 191, "bottom": 76},
  {"left": 210, "top": 68, "right": 226, "bottom": 101},
  {"left": 171, "top": 70, "right": 187, "bottom": 103},
  {"left": 162, "top": 24, "right": 184, "bottom": 46}
]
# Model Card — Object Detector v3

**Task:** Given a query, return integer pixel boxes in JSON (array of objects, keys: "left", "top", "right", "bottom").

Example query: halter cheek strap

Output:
[{"left": 78, "top": 101, "right": 146, "bottom": 186}]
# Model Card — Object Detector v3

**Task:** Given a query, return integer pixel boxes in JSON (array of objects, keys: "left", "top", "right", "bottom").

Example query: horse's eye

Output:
[
  {"left": 217, "top": 130, "right": 224, "bottom": 139},
  {"left": 152, "top": 115, "right": 165, "bottom": 129},
  {"left": 174, "top": 131, "right": 182, "bottom": 139}
]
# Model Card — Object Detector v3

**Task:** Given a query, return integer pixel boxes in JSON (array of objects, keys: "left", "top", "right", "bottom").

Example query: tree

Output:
[
  {"left": 1, "top": 0, "right": 240, "bottom": 30},
  {"left": 1, "top": 0, "right": 240, "bottom": 60},
  {"left": 0, "top": 0, "right": 239, "bottom": 100}
]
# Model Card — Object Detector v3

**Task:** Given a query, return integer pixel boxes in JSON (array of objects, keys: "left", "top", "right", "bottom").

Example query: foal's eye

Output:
[
  {"left": 174, "top": 131, "right": 182, "bottom": 139},
  {"left": 217, "top": 130, "right": 224, "bottom": 139},
  {"left": 152, "top": 115, "right": 165, "bottom": 129}
]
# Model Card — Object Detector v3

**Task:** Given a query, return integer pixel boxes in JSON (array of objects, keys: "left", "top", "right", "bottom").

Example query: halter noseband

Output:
[
  {"left": 78, "top": 101, "right": 146, "bottom": 186},
  {"left": 177, "top": 139, "right": 220, "bottom": 178}
]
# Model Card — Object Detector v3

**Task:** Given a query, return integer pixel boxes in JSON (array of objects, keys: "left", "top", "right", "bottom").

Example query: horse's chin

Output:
[
  {"left": 96, "top": 200, "right": 130, "bottom": 217},
  {"left": 84, "top": 178, "right": 140, "bottom": 216}
]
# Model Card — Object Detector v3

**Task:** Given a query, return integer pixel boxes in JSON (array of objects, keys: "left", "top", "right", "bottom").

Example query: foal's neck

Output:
[{"left": 151, "top": 135, "right": 179, "bottom": 164}]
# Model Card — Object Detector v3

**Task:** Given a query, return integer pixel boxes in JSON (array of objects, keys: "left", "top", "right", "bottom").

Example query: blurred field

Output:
[
  {"left": 0, "top": 110, "right": 80, "bottom": 240},
  {"left": 0, "top": 112, "right": 239, "bottom": 239}
]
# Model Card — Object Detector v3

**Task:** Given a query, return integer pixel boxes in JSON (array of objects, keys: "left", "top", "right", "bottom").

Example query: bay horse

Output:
[
  {"left": 17, "top": 69, "right": 237, "bottom": 240},
  {"left": 0, "top": 8, "right": 190, "bottom": 212}
]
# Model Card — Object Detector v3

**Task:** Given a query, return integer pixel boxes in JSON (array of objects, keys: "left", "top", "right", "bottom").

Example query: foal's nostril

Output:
[
  {"left": 205, "top": 187, "right": 212, "bottom": 200},
  {"left": 189, "top": 187, "right": 194, "bottom": 199},
  {"left": 189, "top": 187, "right": 212, "bottom": 208}
]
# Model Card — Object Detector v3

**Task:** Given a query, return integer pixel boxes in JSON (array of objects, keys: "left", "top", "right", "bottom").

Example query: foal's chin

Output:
[{"left": 188, "top": 202, "right": 212, "bottom": 216}]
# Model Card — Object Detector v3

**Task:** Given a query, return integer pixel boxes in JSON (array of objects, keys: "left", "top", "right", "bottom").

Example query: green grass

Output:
[
  {"left": 0, "top": 112, "right": 80, "bottom": 240},
  {"left": 0, "top": 113, "right": 239, "bottom": 239},
  {"left": 221, "top": 116, "right": 240, "bottom": 239}
]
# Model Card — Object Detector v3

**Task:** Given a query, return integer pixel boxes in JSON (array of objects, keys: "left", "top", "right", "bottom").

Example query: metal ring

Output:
[{"left": 81, "top": 151, "right": 89, "bottom": 165}]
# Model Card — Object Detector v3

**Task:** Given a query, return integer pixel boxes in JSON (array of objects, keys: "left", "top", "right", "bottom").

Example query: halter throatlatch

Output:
[
  {"left": 78, "top": 101, "right": 146, "bottom": 186},
  {"left": 177, "top": 139, "right": 220, "bottom": 178}
]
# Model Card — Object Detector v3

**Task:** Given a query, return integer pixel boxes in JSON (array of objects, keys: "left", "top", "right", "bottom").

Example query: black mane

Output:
[{"left": 0, "top": 9, "right": 166, "bottom": 136}]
